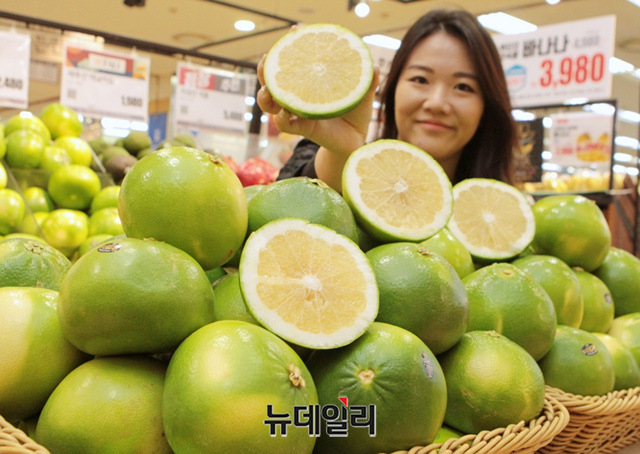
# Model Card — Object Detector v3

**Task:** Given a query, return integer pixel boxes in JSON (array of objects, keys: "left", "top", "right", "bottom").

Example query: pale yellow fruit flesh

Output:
[
  {"left": 276, "top": 31, "right": 363, "bottom": 105},
  {"left": 357, "top": 148, "right": 445, "bottom": 229},
  {"left": 453, "top": 185, "right": 529, "bottom": 253},
  {"left": 255, "top": 230, "right": 368, "bottom": 334}
]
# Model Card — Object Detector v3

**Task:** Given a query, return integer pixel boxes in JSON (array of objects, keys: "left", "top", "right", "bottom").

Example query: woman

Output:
[{"left": 257, "top": 8, "right": 520, "bottom": 192}]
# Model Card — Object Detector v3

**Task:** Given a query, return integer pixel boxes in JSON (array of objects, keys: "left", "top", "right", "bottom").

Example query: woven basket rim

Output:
[
  {"left": 0, "top": 414, "right": 50, "bottom": 454},
  {"left": 387, "top": 387, "right": 570, "bottom": 454},
  {"left": 545, "top": 385, "right": 640, "bottom": 416}
]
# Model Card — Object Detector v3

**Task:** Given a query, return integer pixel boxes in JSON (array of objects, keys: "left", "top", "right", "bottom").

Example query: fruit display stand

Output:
[
  {"left": 539, "top": 386, "right": 640, "bottom": 454},
  {"left": 0, "top": 414, "right": 49, "bottom": 454}
]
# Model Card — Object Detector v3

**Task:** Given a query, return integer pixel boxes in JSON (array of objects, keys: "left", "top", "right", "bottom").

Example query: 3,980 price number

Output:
[{"left": 539, "top": 53, "right": 605, "bottom": 88}]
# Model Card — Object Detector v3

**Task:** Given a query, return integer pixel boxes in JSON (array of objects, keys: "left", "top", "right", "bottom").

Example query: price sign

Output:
[
  {"left": 173, "top": 62, "right": 255, "bottom": 133},
  {"left": 0, "top": 31, "right": 31, "bottom": 109},
  {"left": 60, "top": 43, "right": 150, "bottom": 122},
  {"left": 493, "top": 15, "right": 615, "bottom": 108},
  {"left": 549, "top": 111, "right": 614, "bottom": 168}
]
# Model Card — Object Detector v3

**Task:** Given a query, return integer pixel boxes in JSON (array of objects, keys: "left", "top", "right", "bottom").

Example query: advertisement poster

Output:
[
  {"left": 0, "top": 31, "right": 31, "bottom": 109},
  {"left": 548, "top": 111, "right": 614, "bottom": 167},
  {"left": 60, "top": 43, "right": 150, "bottom": 122},
  {"left": 493, "top": 15, "right": 616, "bottom": 108},
  {"left": 173, "top": 62, "right": 256, "bottom": 133}
]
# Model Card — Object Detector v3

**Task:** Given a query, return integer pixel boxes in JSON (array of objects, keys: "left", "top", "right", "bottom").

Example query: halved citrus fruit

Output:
[
  {"left": 263, "top": 23, "right": 374, "bottom": 119},
  {"left": 342, "top": 139, "right": 453, "bottom": 243},
  {"left": 447, "top": 178, "right": 535, "bottom": 261},
  {"left": 239, "top": 218, "right": 378, "bottom": 349}
]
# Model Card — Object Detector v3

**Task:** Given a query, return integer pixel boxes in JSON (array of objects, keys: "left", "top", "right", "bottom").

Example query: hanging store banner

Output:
[
  {"left": 493, "top": 15, "right": 616, "bottom": 108},
  {"left": 0, "top": 31, "right": 31, "bottom": 109},
  {"left": 60, "top": 43, "right": 150, "bottom": 122},
  {"left": 548, "top": 111, "right": 614, "bottom": 168},
  {"left": 173, "top": 62, "right": 256, "bottom": 133}
]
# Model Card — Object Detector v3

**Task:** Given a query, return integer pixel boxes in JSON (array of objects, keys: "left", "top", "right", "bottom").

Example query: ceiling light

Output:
[
  {"left": 615, "top": 136, "right": 639, "bottom": 149},
  {"left": 477, "top": 12, "right": 537, "bottom": 35},
  {"left": 609, "top": 57, "right": 634, "bottom": 74},
  {"left": 627, "top": 0, "right": 640, "bottom": 7},
  {"left": 511, "top": 109, "right": 535, "bottom": 121},
  {"left": 362, "top": 34, "right": 401, "bottom": 50},
  {"left": 354, "top": 1, "right": 370, "bottom": 18},
  {"left": 584, "top": 103, "right": 616, "bottom": 116},
  {"left": 619, "top": 110, "right": 640, "bottom": 123},
  {"left": 546, "top": 0, "right": 561, "bottom": 4},
  {"left": 234, "top": 20, "right": 255, "bottom": 32}
]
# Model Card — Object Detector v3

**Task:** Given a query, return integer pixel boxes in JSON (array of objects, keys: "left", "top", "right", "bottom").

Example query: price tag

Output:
[
  {"left": 549, "top": 111, "right": 614, "bottom": 167},
  {"left": 60, "top": 43, "right": 150, "bottom": 122},
  {"left": 0, "top": 31, "right": 31, "bottom": 109},
  {"left": 493, "top": 15, "right": 615, "bottom": 108},
  {"left": 173, "top": 62, "right": 255, "bottom": 133}
]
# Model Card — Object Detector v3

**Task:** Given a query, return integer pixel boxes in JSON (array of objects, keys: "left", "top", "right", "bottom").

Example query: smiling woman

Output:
[{"left": 259, "top": 8, "right": 520, "bottom": 192}]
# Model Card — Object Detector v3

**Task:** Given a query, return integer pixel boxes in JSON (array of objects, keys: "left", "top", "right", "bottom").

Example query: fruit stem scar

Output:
[
  {"left": 358, "top": 369, "right": 375, "bottom": 384},
  {"left": 288, "top": 364, "right": 306, "bottom": 388},
  {"left": 416, "top": 246, "right": 432, "bottom": 257},
  {"left": 24, "top": 241, "right": 43, "bottom": 253},
  {"left": 208, "top": 155, "right": 224, "bottom": 165}
]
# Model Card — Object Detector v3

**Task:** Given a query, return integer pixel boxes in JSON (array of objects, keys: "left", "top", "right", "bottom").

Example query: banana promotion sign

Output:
[
  {"left": 494, "top": 15, "right": 616, "bottom": 108},
  {"left": 548, "top": 111, "right": 613, "bottom": 168}
]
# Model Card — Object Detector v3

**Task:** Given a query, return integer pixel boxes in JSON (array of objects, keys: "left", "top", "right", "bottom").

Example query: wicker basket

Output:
[
  {"left": 0, "top": 415, "right": 49, "bottom": 454},
  {"left": 387, "top": 388, "right": 570, "bottom": 454},
  {"left": 539, "top": 385, "right": 640, "bottom": 454}
]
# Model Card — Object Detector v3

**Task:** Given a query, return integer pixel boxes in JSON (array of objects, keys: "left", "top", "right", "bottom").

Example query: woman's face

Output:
[{"left": 394, "top": 31, "right": 485, "bottom": 178}]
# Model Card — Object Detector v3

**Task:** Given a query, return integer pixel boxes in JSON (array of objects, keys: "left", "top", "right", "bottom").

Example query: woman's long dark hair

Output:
[{"left": 377, "top": 9, "right": 519, "bottom": 185}]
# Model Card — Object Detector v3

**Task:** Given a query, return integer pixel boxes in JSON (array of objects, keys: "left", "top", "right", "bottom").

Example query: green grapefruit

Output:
[
  {"left": 462, "top": 262, "right": 557, "bottom": 360},
  {"left": 306, "top": 322, "right": 447, "bottom": 453},
  {"left": 36, "top": 356, "right": 171, "bottom": 453},
  {"left": 57, "top": 237, "right": 216, "bottom": 356},
  {"left": 163, "top": 320, "right": 318, "bottom": 454},
  {"left": 118, "top": 146, "right": 247, "bottom": 270},
  {"left": 0, "top": 287, "right": 88, "bottom": 423},
  {"left": 366, "top": 242, "right": 469, "bottom": 355},
  {"left": 438, "top": 330, "right": 546, "bottom": 435}
]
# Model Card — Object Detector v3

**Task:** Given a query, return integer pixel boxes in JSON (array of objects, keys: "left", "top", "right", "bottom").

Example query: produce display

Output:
[{"left": 2, "top": 22, "right": 640, "bottom": 454}]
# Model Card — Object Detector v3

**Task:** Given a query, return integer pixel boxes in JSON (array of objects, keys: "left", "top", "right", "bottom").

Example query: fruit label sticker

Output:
[
  {"left": 264, "top": 402, "right": 376, "bottom": 437},
  {"left": 61, "top": 43, "right": 150, "bottom": 122},
  {"left": 0, "top": 31, "right": 31, "bottom": 109},
  {"left": 97, "top": 243, "right": 122, "bottom": 253},
  {"left": 493, "top": 15, "right": 615, "bottom": 108},
  {"left": 548, "top": 110, "right": 613, "bottom": 168},
  {"left": 422, "top": 352, "right": 435, "bottom": 379},
  {"left": 582, "top": 343, "right": 598, "bottom": 356},
  {"left": 173, "top": 62, "right": 256, "bottom": 133}
]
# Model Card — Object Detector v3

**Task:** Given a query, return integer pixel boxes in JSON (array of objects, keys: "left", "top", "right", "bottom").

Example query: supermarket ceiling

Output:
[{"left": 1, "top": 0, "right": 640, "bottom": 108}]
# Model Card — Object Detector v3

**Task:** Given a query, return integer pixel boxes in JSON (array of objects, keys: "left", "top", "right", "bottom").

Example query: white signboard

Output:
[
  {"left": 0, "top": 31, "right": 31, "bottom": 109},
  {"left": 494, "top": 15, "right": 616, "bottom": 108},
  {"left": 549, "top": 111, "right": 614, "bottom": 167},
  {"left": 60, "top": 43, "right": 150, "bottom": 122},
  {"left": 173, "top": 62, "right": 256, "bottom": 133}
]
